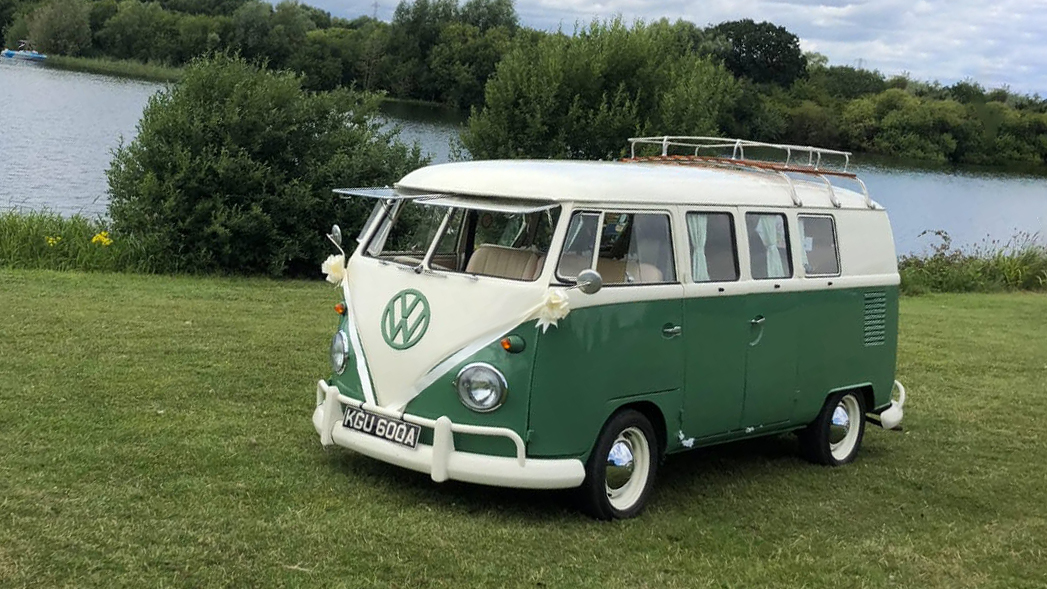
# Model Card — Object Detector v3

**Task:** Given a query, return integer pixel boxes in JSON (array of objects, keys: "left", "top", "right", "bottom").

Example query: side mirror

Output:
[
  {"left": 576, "top": 269, "right": 603, "bottom": 295},
  {"left": 330, "top": 224, "right": 342, "bottom": 246}
]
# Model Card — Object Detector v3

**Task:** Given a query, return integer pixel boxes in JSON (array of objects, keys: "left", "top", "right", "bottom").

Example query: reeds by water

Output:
[
  {"left": 899, "top": 230, "right": 1047, "bottom": 294},
  {"left": 45, "top": 56, "right": 183, "bottom": 83},
  {"left": 0, "top": 210, "right": 159, "bottom": 273}
]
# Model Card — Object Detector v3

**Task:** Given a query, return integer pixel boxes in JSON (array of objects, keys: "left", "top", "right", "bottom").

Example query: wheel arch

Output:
[
  {"left": 821, "top": 383, "right": 874, "bottom": 415},
  {"left": 612, "top": 400, "right": 667, "bottom": 459}
]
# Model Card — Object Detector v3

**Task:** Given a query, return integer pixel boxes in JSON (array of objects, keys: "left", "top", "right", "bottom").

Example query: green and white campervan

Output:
[{"left": 313, "top": 137, "right": 907, "bottom": 519}]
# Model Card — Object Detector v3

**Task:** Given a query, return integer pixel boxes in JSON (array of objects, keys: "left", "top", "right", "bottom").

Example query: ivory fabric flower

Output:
[
  {"left": 535, "top": 287, "right": 570, "bottom": 333},
  {"left": 322, "top": 254, "right": 346, "bottom": 285}
]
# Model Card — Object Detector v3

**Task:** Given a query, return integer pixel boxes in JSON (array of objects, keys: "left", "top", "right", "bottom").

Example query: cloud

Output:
[{"left": 310, "top": 0, "right": 1047, "bottom": 95}]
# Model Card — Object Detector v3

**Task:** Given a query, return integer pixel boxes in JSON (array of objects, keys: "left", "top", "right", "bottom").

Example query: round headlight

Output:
[
  {"left": 330, "top": 330, "right": 349, "bottom": 375},
  {"left": 455, "top": 363, "right": 507, "bottom": 413}
]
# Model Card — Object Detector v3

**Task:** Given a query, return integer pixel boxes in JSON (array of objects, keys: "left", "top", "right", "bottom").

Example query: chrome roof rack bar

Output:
[
  {"left": 628, "top": 136, "right": 853, "bottom": 172},
  {"left": 625, "top": 136, "right": 871, "bottom": 207}
]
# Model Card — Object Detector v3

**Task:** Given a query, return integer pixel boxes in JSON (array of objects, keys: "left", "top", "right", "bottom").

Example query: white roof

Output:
[{"left": 395, "top": 160, "right": 880, "bottom": 211}]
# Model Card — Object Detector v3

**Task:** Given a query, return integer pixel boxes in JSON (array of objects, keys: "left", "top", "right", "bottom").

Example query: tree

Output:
[
  {"left": 710, "top": 19, "right": 807, "bottom": 87},
  {"left": 459, "top": 0, "right": 516, "bottom": 32},
  {"left": 812, "top": 66, "right": 886, "bottom": 100},
  {"left": 25, "top": 0, "right": 91, "bottom": 55},
  {"left": 107, "top": 55, "right": 427, "bottom": 277},
  {"left": 462, "top": 19, "right": 738, "bottom": 160},
  {"left": 427, "top": 21, "right": 510, "bottom": 109},
  {"left": 98, "top": 1, "right": 179, "bottom": 62}
]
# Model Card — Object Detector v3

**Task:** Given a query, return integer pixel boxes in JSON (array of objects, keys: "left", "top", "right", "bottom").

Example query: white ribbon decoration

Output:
[{"left": 532, "top": 287, "right": 571, "bottom": 333}]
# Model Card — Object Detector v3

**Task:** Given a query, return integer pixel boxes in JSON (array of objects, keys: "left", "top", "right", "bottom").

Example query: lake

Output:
[{"left": 2, "top": 60, "right": 1046, "bottom": 255}]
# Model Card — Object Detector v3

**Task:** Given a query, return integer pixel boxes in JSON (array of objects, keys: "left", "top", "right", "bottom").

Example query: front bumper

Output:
[{"left": 313, "top": 380, "right": 585, "bottom": 490}]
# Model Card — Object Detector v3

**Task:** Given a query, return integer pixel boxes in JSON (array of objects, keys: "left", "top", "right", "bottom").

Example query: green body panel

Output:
[
  {"left": 403, "top": 327, "right": 540, "bottom": 458},
  {"left": 677, "top": 285, "right": 899, "bottom": 449},
  {"left": 742, "top": 292, "right": 800, "bottom": 427},
  {"left": 329, "top": 315, "right": 366, "bottom": 403},
  {"left": 679, "top": 295, "right": 749, "bottom": 440},
  {"left": 526, "top": 296, "right": 685, "bottom": 458},
  {"left": 790, "top": 285, "right": 900, "bottom": 421}
]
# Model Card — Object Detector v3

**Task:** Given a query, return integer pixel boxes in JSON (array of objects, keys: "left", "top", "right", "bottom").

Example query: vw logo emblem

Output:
[{"left": 381, "top": 289, "right": 431, "bottom": 350}]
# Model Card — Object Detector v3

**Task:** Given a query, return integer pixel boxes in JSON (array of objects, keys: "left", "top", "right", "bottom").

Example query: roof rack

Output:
[{"left": 624, "top": 136, "right": 874, "bottom": 209}]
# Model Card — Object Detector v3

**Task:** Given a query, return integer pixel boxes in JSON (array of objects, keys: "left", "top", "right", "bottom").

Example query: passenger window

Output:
[
  {"left": 745, "top": 213, "right": 792, "bottom": 280},
  {"left": 556, "top": 212, "right": 599, "bottom": 280},
  {"left": 687, "top": 212, "right": 738, "bottom": 282},
  {"left": 798, "top": 215, "right": 840, "bottom": 276},
  {"left": 596, "top": 212, "right": 676, "bottom": 284}
]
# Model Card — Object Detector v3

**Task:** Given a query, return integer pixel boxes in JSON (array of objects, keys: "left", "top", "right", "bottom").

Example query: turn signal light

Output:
[
  {"left": 335, "top": 302, "right": 347, "bottom": 315},
  {"left": 500, "top": 335, "right": 525, "bottom": 353}
]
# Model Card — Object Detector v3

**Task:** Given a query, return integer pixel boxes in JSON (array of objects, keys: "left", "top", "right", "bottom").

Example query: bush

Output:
[{"left": 106, "top": 54, "right": 426, "bottom": 277}]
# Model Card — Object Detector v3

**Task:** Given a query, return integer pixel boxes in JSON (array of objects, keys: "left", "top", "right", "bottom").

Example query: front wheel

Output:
[
  {"left": 580, "top": 409, "right": 658, "bottom": 520},
  {"left": 799, "top": 390, "right": 866, "bottom": 466}
]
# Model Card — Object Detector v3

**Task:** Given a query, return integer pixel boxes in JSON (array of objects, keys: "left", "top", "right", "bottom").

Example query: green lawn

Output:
[{"left": 1, "top": 269, "right": 1045, "bottom": 588}]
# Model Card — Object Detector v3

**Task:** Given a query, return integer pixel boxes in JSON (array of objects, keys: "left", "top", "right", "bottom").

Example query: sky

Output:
[{"left": 308, "top": 0, "right": 1047, "bottom": 96}]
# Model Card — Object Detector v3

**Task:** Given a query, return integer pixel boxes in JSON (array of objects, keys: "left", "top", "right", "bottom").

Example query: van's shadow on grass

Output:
[{"left": 320, "top": 432, "right": 890, "bottom": 520}]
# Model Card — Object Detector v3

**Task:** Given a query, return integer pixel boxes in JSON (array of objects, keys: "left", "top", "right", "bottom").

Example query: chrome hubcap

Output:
[
  {"left": 829, "top": 395, "right": 861, "bottom": 460},
  {"left": 604, "top": 426, "right": 651, "bottom": 511},
  {"left": 606, "top": 439, "right": 635, "bottom": 490},
  {"left": 829, "top": 404, "right": 851, "bottom": 445}
]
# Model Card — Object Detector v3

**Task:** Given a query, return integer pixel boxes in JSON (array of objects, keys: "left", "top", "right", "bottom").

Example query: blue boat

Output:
[{"left": 1, "top": 41, "right": 47, "bottom": 62}]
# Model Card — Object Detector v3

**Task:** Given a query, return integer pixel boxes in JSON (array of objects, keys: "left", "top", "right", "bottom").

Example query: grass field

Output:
[{"left": 1, "top": 269, "right": 1045, "bottom": 588}]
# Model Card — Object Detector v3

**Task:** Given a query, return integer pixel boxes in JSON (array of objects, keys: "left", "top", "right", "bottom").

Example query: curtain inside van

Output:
[
  {"left": 687, "top": 214, "right": 710, "bottom": 281},
  {"left": 755, "top": 215, "right": 786, "bottom": 277}
]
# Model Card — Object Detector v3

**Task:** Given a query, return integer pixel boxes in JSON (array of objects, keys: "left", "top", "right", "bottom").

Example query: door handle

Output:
[
  {"left": 662, "top": 324, "right": 682, "bottom": 338},
  {"left": 751, "top": 316, "right": 765, "bottom": 326}
]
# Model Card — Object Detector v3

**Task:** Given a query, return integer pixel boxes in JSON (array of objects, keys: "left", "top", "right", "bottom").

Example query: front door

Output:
[{"left": 528, "top": 209, "right": 685, "bottom": 458}]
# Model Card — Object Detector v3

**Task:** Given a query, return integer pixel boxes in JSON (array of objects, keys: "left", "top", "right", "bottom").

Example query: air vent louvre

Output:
[{"left": 863, "top": 291, "right": 887, "bottom": 346}]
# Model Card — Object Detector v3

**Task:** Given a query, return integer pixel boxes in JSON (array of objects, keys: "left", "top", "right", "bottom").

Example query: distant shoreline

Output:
[
  {"left": 44, "top": 55, "right": 184, "bottom": 83},
  {"left": 41, "top": 56, "right": 454, "bottom": 113}
]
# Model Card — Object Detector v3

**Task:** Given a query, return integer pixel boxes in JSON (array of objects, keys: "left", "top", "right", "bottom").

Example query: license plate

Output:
[{"left": 342, "top": 407, "right": 421, "bottom": 449}]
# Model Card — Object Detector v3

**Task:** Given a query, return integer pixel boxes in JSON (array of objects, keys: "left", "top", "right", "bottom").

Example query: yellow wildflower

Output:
[
  {"left": 45, "top": 236, "right": 62, "bottom": 247},
  {"left": 91, "top": 231, "right": 113, "bottom": 247}
]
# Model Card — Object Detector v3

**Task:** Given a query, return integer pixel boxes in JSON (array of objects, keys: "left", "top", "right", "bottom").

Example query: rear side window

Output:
[
  {"left": 798, "top": 215, "right": 840, "bottom": 276},
  {"left": 686, "top": 212, "right": 738, "bottom": 282},
  {"left": 745, "top": 213, "right": 792, "bottom": 279}
]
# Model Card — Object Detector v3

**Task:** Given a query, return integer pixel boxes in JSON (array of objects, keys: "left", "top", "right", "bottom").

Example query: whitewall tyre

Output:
[
  {"left": 799, "top": 390, "right": 867, "bottom": 466},
  {"left": 580, "top": 409, "right": 659, "bottom": 520}
]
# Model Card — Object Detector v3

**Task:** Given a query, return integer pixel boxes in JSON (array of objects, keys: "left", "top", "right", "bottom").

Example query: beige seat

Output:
[
  {"left": 466, "top": 245, "right": 542, "bottom": 280},
  {"left": 596, "top": 258, "right": 663, "bottom": 284}
]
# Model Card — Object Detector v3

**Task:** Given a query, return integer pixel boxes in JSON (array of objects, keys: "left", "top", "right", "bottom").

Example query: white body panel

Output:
[{"left": 347, "top": 256, "right": 548, "bottom": 409}]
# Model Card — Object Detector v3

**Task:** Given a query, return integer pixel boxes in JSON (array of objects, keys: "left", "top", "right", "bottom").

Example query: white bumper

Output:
[{"left": 313, "top": 380, "right": 585, "bottom": 490}]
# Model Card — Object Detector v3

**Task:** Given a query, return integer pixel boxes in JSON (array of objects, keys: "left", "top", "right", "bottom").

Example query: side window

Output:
[
  {"left": 799, "top": 215, "right": 840, "bottom": 276},
  {"left": 556, "top": 212, "right": 599, "bottom": 280},
  {"left": 745, "top": 213, "right": 792, "bottom": 280},
  {"left": 687, "top": 212, "right": 738, "bottom": 282},
  {"left": 596, "top": 212, "right": 676, "bottom": 284}
]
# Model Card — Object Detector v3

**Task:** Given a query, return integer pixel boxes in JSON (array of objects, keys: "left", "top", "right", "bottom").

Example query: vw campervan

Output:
[{"left": 313, "top": 137, "right": 906, "bottom": 519}]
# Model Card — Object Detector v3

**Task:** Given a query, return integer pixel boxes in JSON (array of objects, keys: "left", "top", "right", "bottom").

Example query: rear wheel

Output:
[
  {"left": 799, "top": 390, "right": 866, "bottom": 466},
  {"left": 580, "top": 409, "right": 658, "bottom": 520}
]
